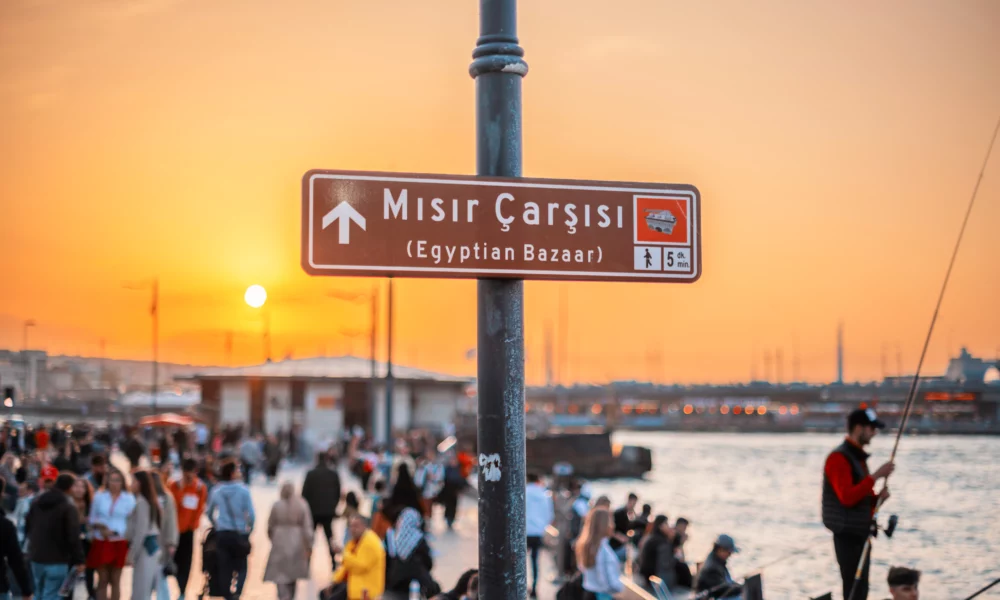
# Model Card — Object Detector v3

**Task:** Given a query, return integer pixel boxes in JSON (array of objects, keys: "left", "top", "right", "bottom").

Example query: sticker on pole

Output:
[{"left": 302, "top": 170, "right": 701, "bottom": 283}]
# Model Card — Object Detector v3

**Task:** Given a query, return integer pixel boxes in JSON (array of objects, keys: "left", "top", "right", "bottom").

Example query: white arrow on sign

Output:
[{"left": 321, "top": 202, "right": 366, "bottom": 245}]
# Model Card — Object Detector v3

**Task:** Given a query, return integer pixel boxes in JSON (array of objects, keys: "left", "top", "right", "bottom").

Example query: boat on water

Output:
[
  {"left": 454, "top": 411, "right": 653, "bottom": 479},
  {"left": 526, "top": 429, "right": 652, "bottom": 479}
]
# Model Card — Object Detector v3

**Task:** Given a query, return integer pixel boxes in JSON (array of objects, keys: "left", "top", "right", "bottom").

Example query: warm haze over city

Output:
[{"left": 2, "top": 0, "right": 998, "bottom": 385}]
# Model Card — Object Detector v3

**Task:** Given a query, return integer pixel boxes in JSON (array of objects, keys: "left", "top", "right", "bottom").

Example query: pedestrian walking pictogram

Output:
[{"left": 633, "top": 246, "right": 661, "bottom": 271}]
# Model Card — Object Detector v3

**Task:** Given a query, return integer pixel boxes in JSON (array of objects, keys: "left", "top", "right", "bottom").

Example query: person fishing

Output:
[
  {"left": 822, "top": 408, "right": 895, "bottom": 600},
  {"left": 885, "top": 567, "right": 920, "bottom": 600}
]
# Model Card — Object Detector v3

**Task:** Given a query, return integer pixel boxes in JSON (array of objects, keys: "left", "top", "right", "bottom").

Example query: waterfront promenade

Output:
[{"left": 104, "top": 459, "right": 557, "bottom": 600}]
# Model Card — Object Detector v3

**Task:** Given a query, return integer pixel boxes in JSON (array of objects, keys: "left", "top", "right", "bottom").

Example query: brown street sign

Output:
[{"left": 301, "top": 170, "right": 701, "bottom": 283}]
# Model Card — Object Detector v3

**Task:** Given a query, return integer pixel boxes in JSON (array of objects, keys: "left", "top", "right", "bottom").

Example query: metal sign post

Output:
[
  {"left": 471, "top": 0, "right": 527, "bottom": 598},
  {"left": 300, "top": 2, "right": 701, "bottom": 596}
]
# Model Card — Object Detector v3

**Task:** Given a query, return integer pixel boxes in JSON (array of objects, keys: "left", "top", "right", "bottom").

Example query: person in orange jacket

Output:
[{"left": 169, "top": 458, "right": 208, "bottom": 600}]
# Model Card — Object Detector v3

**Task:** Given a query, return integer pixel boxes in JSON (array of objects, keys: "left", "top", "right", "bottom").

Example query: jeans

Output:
[
  {"left": 156, "top": 568, "right": 171, "bottom": 600},
  {"left": 526, "top": 536, "right": 543, "bottom": 595},
  {"left": 213, "top": 532, "right": 249, "bottom": 600},
  {"left": 833, "top": 533, "right": 870, "bottom": 600},
  {"left": 6, "top": 565, "right": 23, "bottom": 597},
  {"left": 31, "top": 562, "right": 69, "bottom": 600}
]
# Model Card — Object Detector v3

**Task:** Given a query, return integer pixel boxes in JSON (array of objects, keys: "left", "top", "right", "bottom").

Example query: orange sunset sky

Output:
[{"left": 2, "top": 0, "right": 998, "bottom": 385}]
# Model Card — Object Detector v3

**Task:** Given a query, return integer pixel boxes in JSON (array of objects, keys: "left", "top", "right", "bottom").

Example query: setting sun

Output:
[{"left": 244, "top": 285, "right": 267, "bottom": 309}]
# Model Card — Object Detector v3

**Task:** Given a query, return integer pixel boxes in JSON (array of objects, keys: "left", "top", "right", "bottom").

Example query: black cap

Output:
[
  {"left": 848, "top": 408, "right": 886, "bottom": 430},
  {"left": 887, "top": 566, "right": 920, "bottom": 586}
]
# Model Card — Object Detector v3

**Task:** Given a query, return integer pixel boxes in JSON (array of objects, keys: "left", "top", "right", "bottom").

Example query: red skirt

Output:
[{"left": 86, "top": 539, "right": 129, "bottom": 569}]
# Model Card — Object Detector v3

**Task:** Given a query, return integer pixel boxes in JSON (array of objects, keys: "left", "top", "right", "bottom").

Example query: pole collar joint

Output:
[{"left": 470, "top": 34, "right": 528, "bottom": 79}]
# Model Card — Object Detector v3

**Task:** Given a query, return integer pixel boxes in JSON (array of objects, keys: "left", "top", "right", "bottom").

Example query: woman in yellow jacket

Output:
[{"left": 332, "top": 515, "right": 386, "bottom": 600}]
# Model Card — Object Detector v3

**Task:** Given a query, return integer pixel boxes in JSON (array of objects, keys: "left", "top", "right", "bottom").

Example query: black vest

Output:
[{"left": 822, "top": 441, "right": 874, "bottom": 537}]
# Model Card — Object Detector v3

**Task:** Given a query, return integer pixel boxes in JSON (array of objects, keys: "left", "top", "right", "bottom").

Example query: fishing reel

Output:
[{"left": 871, "top": 514, "right": 899, "bottom": 539}]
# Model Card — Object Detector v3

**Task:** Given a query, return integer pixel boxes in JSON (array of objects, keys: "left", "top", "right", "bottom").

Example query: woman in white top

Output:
[
  {"left": 127, "top": 470, "right": 162, "bottom": 600},
  {"left": 88, "top": 470, "right": 137, "bottom": 600},
  {"left": 575, "top": 507, "right": 624, "bottom": 600}
]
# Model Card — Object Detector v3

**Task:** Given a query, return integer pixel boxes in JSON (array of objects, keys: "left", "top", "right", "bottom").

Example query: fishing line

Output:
[
  {"left": 962, "top": 576, "right": 1000, "bottom": 600},
  {"left": 847, "top": 113, "right": 1000, "bottom": 600}
]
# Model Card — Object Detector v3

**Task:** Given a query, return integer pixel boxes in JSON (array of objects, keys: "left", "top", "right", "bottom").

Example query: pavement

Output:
[{"left": 102, "top": 460, "right": 559, "bottom": 600}]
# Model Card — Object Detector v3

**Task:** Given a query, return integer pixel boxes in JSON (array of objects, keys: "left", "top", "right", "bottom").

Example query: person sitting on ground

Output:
[
  {"left": 329, "top": 515, "right": 386, "bottom": 600},
  {"left": 431, "top": 569, "right": 478, "bottom": 600},
  {"left": 461, "top": 575, "right": 478, "bottom": 600},
  {"left": 638, "top": 515, "right": 677, "bottom": 591},
  {"left": 385, "top": 507, "right": 439, "bottom": 598},
  {"left": 693, "top": 535, "right": 742, "bottom": 599},
  {"left": 886, "top": 567, "right": 920, "bottom": 600},
  {"left": 672, "top": 517, "right": 693, "bottom": 589},
  {"left": 575, "top": 507, "right": 623, "bottom": 600},
  {"left": 610, "top": 493, "right": 638, "bottom": 561},
  {"left": 631, "top": 503, "right": 652, "bottom": 548}
]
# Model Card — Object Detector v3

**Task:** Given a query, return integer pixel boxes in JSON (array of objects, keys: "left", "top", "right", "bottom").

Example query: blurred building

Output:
[
  {"left": 181, "top": 355, "right": 472, "bottom": 442},
  {"left": 0, "top": 349, "right": 48, "bottom": 404},
  {"left": 522, "top": 349, "right": 1000, "bottom": 434}
]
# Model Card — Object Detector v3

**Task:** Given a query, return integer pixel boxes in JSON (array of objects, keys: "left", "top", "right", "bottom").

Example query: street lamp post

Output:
[
  {"left": 124, "top": 278, "right": 159, "bottom": 414},
  {"left": 244, "top": 285, "right": 270, "bottom": 362},
  {"left": 328, "top": 282, "right": 391, "bottom": 441},
  {"left": 21, "top": 319, "right": 37, "bottom": 402},
  {"left": 22, "top": 319, "right": 36, "bottom": 351},
  {"left": 152, "top": 278, "right": 158, "bottom": 413}
]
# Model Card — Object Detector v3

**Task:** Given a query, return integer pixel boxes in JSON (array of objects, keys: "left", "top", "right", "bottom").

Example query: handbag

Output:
[{"left": 220, "top": 489, "right": 252, "bottom": 557}]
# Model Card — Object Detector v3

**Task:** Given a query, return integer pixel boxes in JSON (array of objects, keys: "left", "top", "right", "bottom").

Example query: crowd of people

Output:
[
  {"left": 527, "top": 478, "right": 740, "bottom": 600},
  {"left": 0, "top": 422, "right": 481, "bottom": 600},
  {"left": 1, "top": 419, "right": 926, "bottom": 600}
]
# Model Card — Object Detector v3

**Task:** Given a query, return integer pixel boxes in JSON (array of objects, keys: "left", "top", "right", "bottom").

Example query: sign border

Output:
[{"left": 302, "top": 170, "right": 701, "bottom": 283}]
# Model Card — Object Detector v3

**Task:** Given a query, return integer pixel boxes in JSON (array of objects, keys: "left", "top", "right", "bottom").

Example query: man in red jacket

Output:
[{"left": 822, "top": 409, "right": 895, "bottom": 600}]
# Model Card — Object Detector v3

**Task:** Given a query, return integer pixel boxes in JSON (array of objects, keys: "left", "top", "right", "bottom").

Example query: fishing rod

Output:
[
  {"left": 846, "top": 113, "right": 1000, "bottom": 600},
  {"left": 744, "top": 546, "right": 814, "bottom": 575},
  {"left": 691, "top": 546, "right": 816, "bottom": 599},
  {"left": 962, "top": 576, "right": 1000, "bottom": 600}
]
